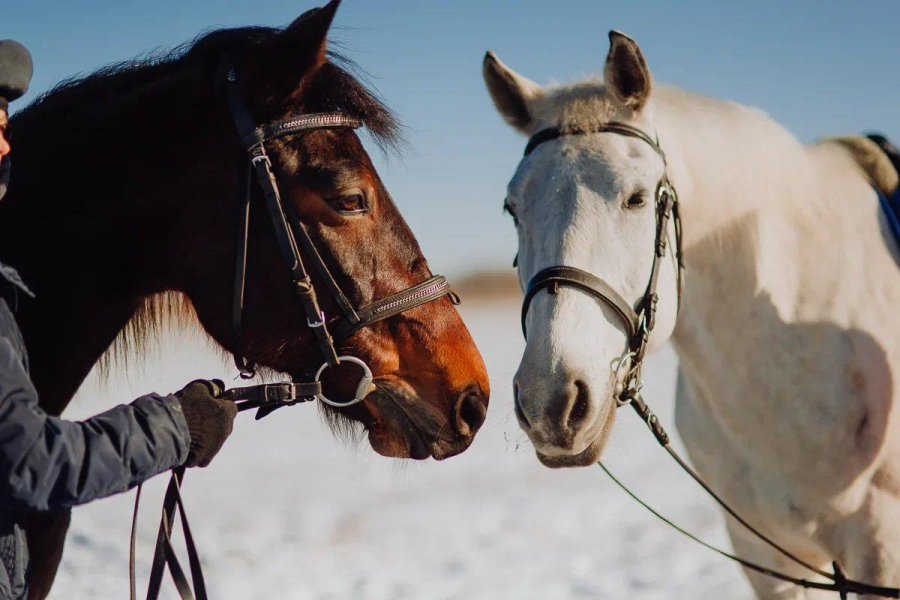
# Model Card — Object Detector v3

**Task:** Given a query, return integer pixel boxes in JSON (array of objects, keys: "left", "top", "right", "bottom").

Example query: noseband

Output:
[
  {"left": 221, "top": 60, "right": 456, "bottom": 414},
  {"left": 519, "top": 122, "right": 684, "bottom": 393}
]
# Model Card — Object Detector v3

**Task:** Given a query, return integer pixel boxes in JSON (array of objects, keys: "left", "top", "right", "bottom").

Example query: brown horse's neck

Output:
[{"left": 0, "top": 67, "right": 222, "bottom": 415}]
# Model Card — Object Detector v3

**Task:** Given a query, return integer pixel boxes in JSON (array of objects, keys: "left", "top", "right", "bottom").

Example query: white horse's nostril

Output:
[
  {"left": 567, "top": 379, "right": 591, "bottom": 430},
  {"left": 513, "top": 383, "right": 530, "bottom": 429}
]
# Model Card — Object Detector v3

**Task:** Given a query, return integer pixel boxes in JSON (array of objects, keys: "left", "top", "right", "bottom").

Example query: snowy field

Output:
[{"left": 53, "top": 293, "right": 753, "bottom": 599}]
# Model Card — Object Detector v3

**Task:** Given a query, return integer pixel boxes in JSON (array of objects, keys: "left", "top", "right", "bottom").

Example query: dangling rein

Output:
[{"left": 599, "top": 392, "right": 900, "bottom": 599}]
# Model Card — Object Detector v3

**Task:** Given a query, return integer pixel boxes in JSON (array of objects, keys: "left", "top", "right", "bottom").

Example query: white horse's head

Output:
[{"left": 484, "top": 31, "right": 681, "bottom": 467}]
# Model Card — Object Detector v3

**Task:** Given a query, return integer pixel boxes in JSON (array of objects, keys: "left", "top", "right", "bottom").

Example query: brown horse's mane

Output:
[
  {"left": 14, "top": 25, "right": 403, "bottom": 374},
  {"left": 16, "top": 27, "right": 401, "bottom": 148}
]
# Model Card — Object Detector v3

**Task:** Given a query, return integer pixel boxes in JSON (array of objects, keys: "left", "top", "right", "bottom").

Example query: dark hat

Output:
[{"left": 0, "top": 40, "right": 33, "bottom": 111}]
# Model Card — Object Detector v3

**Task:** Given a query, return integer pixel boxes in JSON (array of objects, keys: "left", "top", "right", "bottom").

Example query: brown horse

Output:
[{"left": 0, "top": 1, "right": 489, "bottom": 596}]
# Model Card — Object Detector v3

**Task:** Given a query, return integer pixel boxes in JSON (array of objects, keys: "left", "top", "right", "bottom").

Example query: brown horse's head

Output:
[{"left": 171, "top": 1, "right": 488, "bottom": 460}]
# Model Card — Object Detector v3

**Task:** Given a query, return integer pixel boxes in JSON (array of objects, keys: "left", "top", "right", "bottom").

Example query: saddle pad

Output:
[
  {"left": 880, "top": 187, "right": 900, "bottom": 250},
  {"left": 868, "top": 133, "right": 900, "bottom": 251}
]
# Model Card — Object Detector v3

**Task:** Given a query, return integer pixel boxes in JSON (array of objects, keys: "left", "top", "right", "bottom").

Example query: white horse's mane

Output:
[{"left": 532, "top": 77, "right": 897, "bottom": 226}]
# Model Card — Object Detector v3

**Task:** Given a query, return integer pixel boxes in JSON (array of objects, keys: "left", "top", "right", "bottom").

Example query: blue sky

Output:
[{"left": 6, "top": 1, "right": 899, "bottom": 276}]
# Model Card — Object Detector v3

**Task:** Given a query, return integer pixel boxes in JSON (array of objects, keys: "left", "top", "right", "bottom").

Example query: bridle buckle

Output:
[
  {"left": 250, "top": 152, "right": 272, "bottom": 170},
  {"left": 265, "top": 383, "right": 297, "bottom": 405},
  {"left": 307, "top": 311, "right": 326, "bottom": 328}
]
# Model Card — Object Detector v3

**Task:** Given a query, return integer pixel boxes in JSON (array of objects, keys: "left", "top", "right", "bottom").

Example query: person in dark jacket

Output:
[{"left": 0, "top": 39, "right": 238, "bottom": 598}]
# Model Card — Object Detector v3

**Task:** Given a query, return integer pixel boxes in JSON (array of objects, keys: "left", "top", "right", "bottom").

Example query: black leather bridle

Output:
[
  {"left": 519, "top": 121, "right": 683, "bottom": 393},
  {"left": 218, "top": 60, "right": 457, "bottom": 416}
]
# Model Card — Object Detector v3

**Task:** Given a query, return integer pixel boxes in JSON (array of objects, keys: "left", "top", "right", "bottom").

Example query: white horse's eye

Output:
[
  {"left": 503, "top": 200, "right": 519, "bottom": 225},
  {"left": 624, "top": 192, "right": 647, "bottom": 210}
]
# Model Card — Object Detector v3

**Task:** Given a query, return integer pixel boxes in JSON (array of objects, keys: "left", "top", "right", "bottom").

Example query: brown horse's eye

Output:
[
  {"left": 327, "top": 193, "right": 368, "bottom": 215},
  {"left": 624, "top": 192, "right": 647, "bottom": 210}
]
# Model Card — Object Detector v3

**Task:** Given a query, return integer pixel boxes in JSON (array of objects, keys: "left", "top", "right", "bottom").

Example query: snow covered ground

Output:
[{"left": 53, "top": 295, "right": 753, "bottom": 599}]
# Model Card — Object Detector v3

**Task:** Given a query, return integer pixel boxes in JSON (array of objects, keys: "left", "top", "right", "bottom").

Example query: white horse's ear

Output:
[
  {"left": 604, "top": 30, "right": 653, "bottom": 111},
  {"left": 483, "top": 51, "right": 543, "bottom": 132}
]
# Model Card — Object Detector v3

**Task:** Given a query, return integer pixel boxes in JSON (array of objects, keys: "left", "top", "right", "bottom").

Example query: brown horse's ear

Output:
[
  {"left": 483, "top": 51, "right": 543, "bottom": 133},
  {"left": 260, "top": 0, "right": 342, "bottom": 97},
  {"left": 604, "top": 30, "right": 653, "bottom": 111}
]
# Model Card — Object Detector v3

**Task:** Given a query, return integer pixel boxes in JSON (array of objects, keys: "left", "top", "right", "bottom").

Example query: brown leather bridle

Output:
[{"left": 219, "top": 59, "right": 458, "bottom": 417}]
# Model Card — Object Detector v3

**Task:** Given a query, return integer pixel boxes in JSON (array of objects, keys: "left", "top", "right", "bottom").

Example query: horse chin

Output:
[
  {"left": 361, "top": 384, "right": 470, "bottom": 461},
  {"left": 535, "top": 435, "right": 606, "bottom": 468},
  {"left": 367, "top": 424, "right": 431, "bottom": 460}
]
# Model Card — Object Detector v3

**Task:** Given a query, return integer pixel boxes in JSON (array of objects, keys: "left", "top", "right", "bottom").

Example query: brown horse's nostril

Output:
[
  {"left": 455, "top": 392, "right": 487, "bottom": 438},
  {"left": 567, "top": 379, "right": 591, "bottom": 431}
]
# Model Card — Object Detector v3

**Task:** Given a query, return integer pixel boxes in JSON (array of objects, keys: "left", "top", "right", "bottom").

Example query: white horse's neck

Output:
[
  {"left": 653, "top": 86, "right": 865, "bottom": 381},
  {"left": 654, "top": 83, "right": 900, "bottom": 447},
  {"left": 654, "top": 86, "right": 812, "bottom": 249}
]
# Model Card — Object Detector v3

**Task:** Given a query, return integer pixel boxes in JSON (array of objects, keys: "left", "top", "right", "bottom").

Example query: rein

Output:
[
  {"left": 520, "top": 122, "right": 900, "bottom": 598},
  {"left": 128, "top": 57, "right": 459, "bottom": 600}
]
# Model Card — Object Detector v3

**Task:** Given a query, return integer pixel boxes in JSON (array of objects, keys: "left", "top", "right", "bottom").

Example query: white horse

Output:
[{"left": 483, "top": 30, "right": 900, "bottom": 598}]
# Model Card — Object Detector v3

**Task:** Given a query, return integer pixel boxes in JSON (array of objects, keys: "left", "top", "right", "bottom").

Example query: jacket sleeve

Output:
[{"left": 0, "top": 334, "right": 191, "bottom": 512}]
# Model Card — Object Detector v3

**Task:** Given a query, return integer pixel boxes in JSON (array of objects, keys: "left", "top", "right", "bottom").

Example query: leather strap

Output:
[
  {"left": 131, "top": 468, "right": 207, "bottom": 600},
  {"left": 231, "top": 165, "right": 253, "bottom": 376},
  {"left": 331, "top": 275, "right": 452, "bottom": 340},
  {"left": 282, "top": 196, "right": 362, "bottom": 330},
  {"left": 221, "top": 381, "right": 319, "bottom": 417},
  {"left": 521, "top": 267, "right": 638, "bottom": 339},
  {"left": 525, "top": 122, "right": 666, "bottom": 162},
  {"left": 240, "top": 113, "right": 362, "bottom": 152}
]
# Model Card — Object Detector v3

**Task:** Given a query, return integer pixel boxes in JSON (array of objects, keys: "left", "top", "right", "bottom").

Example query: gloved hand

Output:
[{"left": 175, "top": 379, "right": 237, "bottom": 468}]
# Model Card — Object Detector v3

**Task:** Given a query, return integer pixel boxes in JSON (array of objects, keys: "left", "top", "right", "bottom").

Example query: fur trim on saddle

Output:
[{"left": 825, "top": 135, "right": 899, "bottom": 196}]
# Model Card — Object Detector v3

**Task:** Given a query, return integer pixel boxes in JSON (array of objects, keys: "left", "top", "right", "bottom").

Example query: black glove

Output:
[{"left": 175, "top": 379, "right": 237, "bottom": 468}]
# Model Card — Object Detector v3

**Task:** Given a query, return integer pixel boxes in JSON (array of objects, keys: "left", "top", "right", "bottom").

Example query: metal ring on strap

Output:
[{"left": 314, "top": 356, "right": 374, "bottom": 407}]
